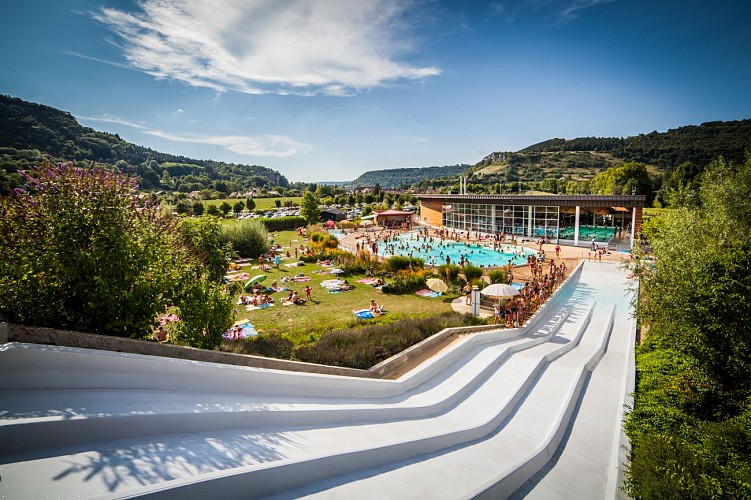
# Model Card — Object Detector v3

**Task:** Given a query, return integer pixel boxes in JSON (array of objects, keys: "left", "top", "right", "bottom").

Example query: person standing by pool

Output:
[{"left": 464, "top": 281, "right": 472, "bottom": 305}]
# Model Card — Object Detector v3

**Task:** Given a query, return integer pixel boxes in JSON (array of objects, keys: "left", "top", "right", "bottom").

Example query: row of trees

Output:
[{"left": 624, "top": 156, "right": 751, "bottom": 497}]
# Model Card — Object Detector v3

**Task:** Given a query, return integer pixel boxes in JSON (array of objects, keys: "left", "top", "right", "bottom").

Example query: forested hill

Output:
[
  {"left": 350, "top": 164, "right": 471, "bottom": 188},
  {"left": 0, "top": 95, "right": 288, "bottom": 196},
  {"left": 518, "top": 119, "right": 751, "bottom": 168}
]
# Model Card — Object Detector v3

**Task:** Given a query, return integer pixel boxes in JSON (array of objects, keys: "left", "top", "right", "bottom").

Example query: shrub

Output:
[
  {"left": 178, "top": 216, "right": 234, "bottom": 283},
  {"left": 382, "top": 270, "right": 427, "bottom": 294},
  {"left": 294, "top": 312, "right": 479, "bottom": 369},
  {"left": 436, "top": 263, "right": 461, "bottom": 283},
  {"left": 223, "top": 334, "right": 295, "bottom": 359},
  {"left": 308, "top": 231, "right": 338, "bottom": 253},
  {"left": 0, "top": 162, "right": 233, "bottom": 346},
  {"left": 385, "top": 255, "right": 425, "bottom": 273},
  {"left": 259, "top": 216, "right": 306, "bottom": 232},
  {"left": 488, "top": 269, "right": 507, "bottom": 284},
  {"left": 221, "top": 218, "right": 269, "bottom": 258},
  {"left": 463, "top": 264, "right": 483, "bottom": 282}
]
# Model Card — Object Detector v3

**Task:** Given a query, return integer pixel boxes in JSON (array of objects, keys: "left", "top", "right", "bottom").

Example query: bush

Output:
[
  {"left": 488, "top": 269, "right": 507, "bottom": 284},
  {"left": 294, "top": 312, "right": 479, "bottom": 369},
  {"left": 259, "top": 216, "right": 306, "bottom": 232},
  {"left": 463, "top": 264, "right": 483, "bottom": 282},
  {"left": 221, "top": 218, "right": 269, "bottom": 258},
  {"left": 436, "top": 263, "right": 461, "bottom": 283},
  {"left": 0, "top": 162, "right": 233, "bottom": 346},
  {"left": 223, "top": 334, "right": 295, "bottom": 359},
  {"left": 382, "top": 270, "right": 427, "bottom": 294},
  {"left": 385, "top": 255, "right": 425, "bottom": 273},
  {"left": 178, "top": 216, "right": 234, "bottom": 283}
]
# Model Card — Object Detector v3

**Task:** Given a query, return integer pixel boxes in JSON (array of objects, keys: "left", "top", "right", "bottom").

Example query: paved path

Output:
[{"left": 0, "top": 261, "right": 635, "bottom": 499}]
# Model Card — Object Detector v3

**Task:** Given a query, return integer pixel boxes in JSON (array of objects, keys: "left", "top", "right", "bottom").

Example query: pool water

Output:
[{"left": 376, "top": 232, "right": 535, "bottom": 268}]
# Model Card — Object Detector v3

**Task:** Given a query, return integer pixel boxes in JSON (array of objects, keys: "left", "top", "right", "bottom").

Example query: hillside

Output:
[
  {"left": 350, "top": 164, "right": 471, "bottom": 188},
  {"left": 0, "top": 95, "right": 288, "bottom": 196},
  {"left": 517, "top": 120, "right": 751, "bottom": 168}
]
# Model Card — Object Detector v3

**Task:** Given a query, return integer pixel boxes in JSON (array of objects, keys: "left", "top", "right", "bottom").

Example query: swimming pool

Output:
[{"left": 375, "top": 232, "right": 535, "bottom": 268}]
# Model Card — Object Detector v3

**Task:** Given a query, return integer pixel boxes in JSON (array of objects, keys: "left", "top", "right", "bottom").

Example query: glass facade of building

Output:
[{"left": 442, "top": 203, "right": 561, "bottom": 238}]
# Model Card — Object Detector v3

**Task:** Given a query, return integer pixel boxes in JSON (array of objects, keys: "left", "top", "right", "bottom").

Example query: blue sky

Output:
[{"left": 2, "top": 1, "right": 750, "bottom": 182}]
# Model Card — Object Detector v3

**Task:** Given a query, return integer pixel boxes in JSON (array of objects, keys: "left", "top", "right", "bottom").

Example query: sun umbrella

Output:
[
  {"left": 244, "top": 274, "right": 267, "bottom": 290},
  {"left": 481, "top": 283, "right": 520, "bottom": 297},
  {"left": 426, "top": 278, "right": 448, "bottom": 293}
]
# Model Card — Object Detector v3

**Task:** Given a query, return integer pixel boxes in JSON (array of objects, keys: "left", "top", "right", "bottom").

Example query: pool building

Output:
[{"left": 415, "top": 193, "right": 645, "bottom": 249}]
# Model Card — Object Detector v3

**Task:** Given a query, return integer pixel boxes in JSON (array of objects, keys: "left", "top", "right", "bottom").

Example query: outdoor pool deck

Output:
[{"left": 0, "top": 259, "right": 636, "bottom": 499}]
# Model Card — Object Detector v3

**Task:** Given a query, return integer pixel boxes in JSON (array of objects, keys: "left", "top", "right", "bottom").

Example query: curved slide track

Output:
[{"left": 0, "top": 261, "right": 636, "bottom": 499}]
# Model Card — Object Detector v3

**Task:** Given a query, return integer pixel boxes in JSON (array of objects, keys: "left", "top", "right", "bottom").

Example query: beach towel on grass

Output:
[
  {"left": 223, "top": 323, "right": 258, "bottom": 339},
  {"left": 356, "top": 278, "right": 379, "bottom": 285},
  {"left": 290, "top": 276, "right": 311, "bottom": 282},
  {"left": 353, "top": 309, "right": 375, "bottom": 319},
  {"left": 246, "top": 303, "right": 273, "bottom": 311},
  {"left": 415, "top": 289, "right": 442, "bottom": 298},
  {"left": 285, "top": 262, "right": 305, "bottom": 267}
]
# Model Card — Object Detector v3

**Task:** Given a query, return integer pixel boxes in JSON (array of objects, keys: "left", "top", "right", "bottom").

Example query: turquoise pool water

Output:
[{"left": 376, "top": 232, "right": 535, "bottom": 268}]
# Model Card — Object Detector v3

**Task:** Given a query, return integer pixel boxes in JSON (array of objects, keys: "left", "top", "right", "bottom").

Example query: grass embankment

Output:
[{"left": 227, "top": 230, "right": 460, "bottom": 347}]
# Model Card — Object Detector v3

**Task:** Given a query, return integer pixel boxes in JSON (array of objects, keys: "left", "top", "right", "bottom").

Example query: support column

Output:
[
  {"left": 574, "top": 206, "right": 581, "bottom": 246},
  {"left": 528, "top": 206, "right": 533, "bottom": 238},
  {"left": 630, "top": 208, "right": 636, "bottom": 249}
]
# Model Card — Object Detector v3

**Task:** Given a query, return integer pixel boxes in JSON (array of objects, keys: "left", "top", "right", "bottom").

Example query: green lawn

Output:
[
  {"left": 202, "top": 196, "right": 303, "bottom": 210},
  {"left": 228, "top": 232, "right": 459, "bottom": 346}
]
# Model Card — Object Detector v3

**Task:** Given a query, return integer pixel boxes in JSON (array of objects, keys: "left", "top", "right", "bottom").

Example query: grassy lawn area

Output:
[
  {"left": 227, "top": 231, "right": 459, "bottom": 346},
  {"left": 203, "top": 196, "right": 302, "bottom": 210}
]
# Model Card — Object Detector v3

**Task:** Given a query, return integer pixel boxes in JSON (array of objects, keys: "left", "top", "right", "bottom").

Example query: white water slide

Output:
[{"left": 0, "top": 261, "right": 636, "bottom": 499}]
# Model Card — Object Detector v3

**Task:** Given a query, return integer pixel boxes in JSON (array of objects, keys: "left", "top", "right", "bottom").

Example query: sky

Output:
[{"left": 2, "top": 1, "right": 751, "bottom": 182}]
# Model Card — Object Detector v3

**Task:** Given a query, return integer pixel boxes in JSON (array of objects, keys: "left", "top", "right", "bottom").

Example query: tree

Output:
[
  {"left": 206, "top": 204, "right": 220, "bottom": 216},
  {"left": 219, "top": 201, "right": 232, "bottom": 216},
  {"left": 245, "top": 197, "right": 256, "bottom": 211},
  {"left": 178, "top": 216, "right": 234, "bottom": 283},
  {"left": 221, "top": 219, "right": 269, "bottom": 258},
  {"left": 589, "top": 162, "right": 654, "bottom": 199},
  {"left": 175, "top": 200, "right": 190, "bottom": 214},
  {"left": 192, "top": 201, "right": 204, "bottom": 216},
  {"left": 624, "top": 156, "right": 751, "bottom": 497},
  {"left": 300, "top": 191, "right": 321, "bottom": 225},
  {"left": 232, "top": 200, "right": 245, "bottom": 215},
  {"left": 661, "top": 161, "right": 704, "bottom": 208},
  {"left": 0, "top": 162, "right": 233, "bottom": 347}
]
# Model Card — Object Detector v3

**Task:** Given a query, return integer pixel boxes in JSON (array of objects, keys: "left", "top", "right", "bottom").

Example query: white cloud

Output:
[
  {"left": 79, "top": 113, "right": 308, "bottom": 158},
  {"left": 488, "top": 0, "right": 614, "bottom": 24},
  {"left": 557, "top": 0, "right": 614, "bottom": 24},
  {"left": 79, "top": 114, "right": 147, "bottom": 129},
  {"left": 93, "top": 0, "right": 441, "bottom": 96},
  {"left": 144, "top": 130, "right": 310, "bottom": 158}
]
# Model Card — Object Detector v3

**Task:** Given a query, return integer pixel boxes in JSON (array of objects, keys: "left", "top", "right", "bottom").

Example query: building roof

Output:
[
  {"left": 376, "top": 209, "right": 414, "bottom": 216},
  {"left": 414, "top": 193, "right": 646, "bottom": 208},
  {"left": 321, "top": 207, "right": 346, "bottom": 215}
]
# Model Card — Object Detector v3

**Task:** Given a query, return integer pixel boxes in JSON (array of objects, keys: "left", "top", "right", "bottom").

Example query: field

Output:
[
  {"left": 202, "top": 196, "right": 303, "bottom": 210},
  {"left": 227, "top": 230, "right": 460, "bottom": 346}
]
